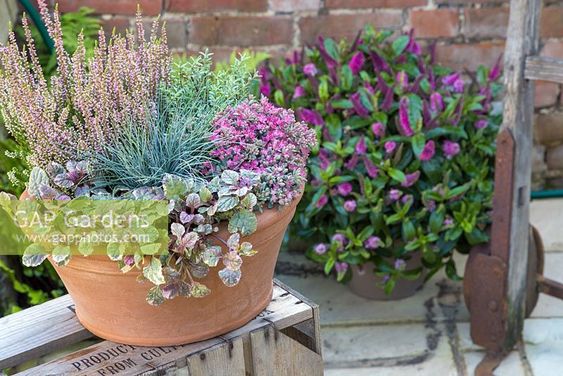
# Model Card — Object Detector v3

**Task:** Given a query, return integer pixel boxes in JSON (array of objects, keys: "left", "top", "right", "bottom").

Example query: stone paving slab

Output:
[
  {"left": 530, "top": 198, "right": 563, "bottom": 251},
  {"left": 275, "top": 198, "right": 563, "bottom": 375}
]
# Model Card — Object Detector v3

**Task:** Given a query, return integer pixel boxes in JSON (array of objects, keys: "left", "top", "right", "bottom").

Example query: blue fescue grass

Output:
[{"left": 91, "top": 51, "right": 257, "bottom": 190}]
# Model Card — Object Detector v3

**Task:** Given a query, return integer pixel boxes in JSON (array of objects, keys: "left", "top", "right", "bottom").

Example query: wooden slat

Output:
[
  {"left": 501, "top": 0, "right": 541, "bottom": 349},
  {"left": 14, "top": 282, "right": 314, "bottom": 375},
  {"left": 249, "top": 326, "right": 323, "bottom": 376},
  {"left": 525, "top": 56, "right": 563, "bottom": 84},
  {"left": 186, "top": 338, "right": 245, "bottom": 376},
  {"left": 0, "top": 295, "right": 93, "bottom": 370}
]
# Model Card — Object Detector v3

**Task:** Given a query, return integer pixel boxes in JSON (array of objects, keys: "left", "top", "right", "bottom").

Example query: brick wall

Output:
[{"left": 40, "top": 0, "right": 563, "bottom": 188}]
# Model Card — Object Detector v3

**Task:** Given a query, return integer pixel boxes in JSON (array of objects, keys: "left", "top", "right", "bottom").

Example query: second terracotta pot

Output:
[
  {"left": 348, "top": 252, "right": 425, "bottom": 300},
  {"left": 50, "top": 198, "right": 300, "bottom": 346}
]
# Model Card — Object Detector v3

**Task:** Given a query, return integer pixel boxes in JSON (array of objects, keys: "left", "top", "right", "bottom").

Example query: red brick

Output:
[
  {"left": 190, "top": 16, "right": 293, "bottom": 46},
  {"left": 541, "top": 41, "right": 563, "bottom": 59},
  {"left": 463, "top": 8, "right": 509, "bottom": 39},
  {"left": 270, "top": 0, "right": 321, "bottom": 12},
  {"left": 166, "top": 0, "right": 267, "bottom": 13},
  {"left": 57, "top": 0, "right": 162, "bottom": 16},
  {"left": 409, "top": 9, "right": 459, "bottom": 39},
  {"left": 535, "top": 81, "right": 560, "bottom": 109},
  {"left": 435, "top": 0, "right": 507, "bottom": 3},
  {"left": 326, "top": 0, "right": 426, "bottom": 8},
  {"left": 546, "top": 144, "right": 563, "bottom": 171},
  {"left": 299, "top": 12, "right": 403, "bottom": 45},
  {"left": 434, "top": 42, "right": 505, "bottom": 72},
  {"left": 541, "top": 7, "right": 563, "bottom": 38},
  {"left": 101, "top": 17, "right": 131, "bottom": 37},
  {"left": 534, "top": 112, "right": 563, "bottom": 146}
]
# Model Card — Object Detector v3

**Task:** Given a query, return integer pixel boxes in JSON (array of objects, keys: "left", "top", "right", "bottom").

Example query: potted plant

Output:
[
  {"left": 259, "top": 27, "right": 502, "bottom": 299},
  {"left": 0, "top": 2, "right": 315, "bottom": 345}
]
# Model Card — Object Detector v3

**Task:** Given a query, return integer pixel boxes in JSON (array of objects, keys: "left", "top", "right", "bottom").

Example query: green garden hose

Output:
[{"left": 17, "top": 0, "right": 54, "bottom": 53}]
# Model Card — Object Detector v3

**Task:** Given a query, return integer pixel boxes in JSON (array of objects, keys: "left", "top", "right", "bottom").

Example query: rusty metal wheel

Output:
[
  {"left": 525, "top": 225, "right": 544, "bottom": 317},
  {"left": 463, "top": 225, "right": 545, "bottom": 317}
]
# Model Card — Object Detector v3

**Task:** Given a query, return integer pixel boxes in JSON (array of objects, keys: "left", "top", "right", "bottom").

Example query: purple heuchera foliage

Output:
[
  {"left": 343, "top": 200, "right": 357, "bottom": 212},
  {"left": 401, "top": 171, "right": 420, "bottom": 188},
  {"left": 211, "top": 97, "right": 316, "bottom": 206},
  {"left": 348, "top": 52, "right": 365, "bottom": 75},
  {"left": 316, "top": 194, "right": 328, "bottom": 208},
  {"left": 442, "top": 72, "right": 460, "bottom": 86},
  {"left": 398, "top": 97, "right": 414, "bottom": 136},
  {"left": 419, "top": 140, "right": 436, "bottom": 161},
  {"left": 298, "top": 108, "right": 324, "bottom": 126},
  {"left": 453, "top": 78, "right": 465, "bottom": 93},
  {"left": 337, "top": 182, "right": 353, "bottom": 196},
  {"left": 442, "top": 140, "right": 461, "bottom": 159},
  {"left": 430, "top": 92, "right": 444, "bottom": 112},
  {"left": 396, "top": 71, "right": 409, "bottom": 90},
  {"left": 350, "top": 92, "right": 370, "bottom": 118}
]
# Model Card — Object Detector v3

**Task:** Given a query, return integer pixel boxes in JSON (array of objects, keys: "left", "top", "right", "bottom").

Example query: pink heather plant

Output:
[
  {"left": 0, "top": 1, "right": 169, "bottom": 170},
  {"left": 210, "top": 97, "right": 317, "bottom": 206}
]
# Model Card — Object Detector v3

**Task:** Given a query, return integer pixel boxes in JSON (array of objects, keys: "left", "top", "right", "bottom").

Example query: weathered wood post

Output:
[{"left": 500, "top": 0, "right": 540, "bottom": 350}]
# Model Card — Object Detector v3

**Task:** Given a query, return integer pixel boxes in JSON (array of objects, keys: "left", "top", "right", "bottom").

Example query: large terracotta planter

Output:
[
  {"left": 348, "top": 252, "right": 424, "bottom": 300},
  {"left": 49, "top": 198, "right": 300, "bottom": 346}
]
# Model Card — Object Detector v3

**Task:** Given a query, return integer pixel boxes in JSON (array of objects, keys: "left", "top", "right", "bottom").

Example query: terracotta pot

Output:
[
  {"left": 49, "top": 198, "right": 300, "bottom": 346},
  {"left": 348, "top": 252, "right": 424, "bottom": 300}
]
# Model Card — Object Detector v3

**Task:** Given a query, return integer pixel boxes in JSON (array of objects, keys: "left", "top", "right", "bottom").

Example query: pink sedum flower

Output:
[
  {"left": 355, "top": 137, "right": 367, "bottom": 155},
  {"left": 384, "top": 141, "right": 397, "bottom": 154},
  {"left": 475, "top": 119, "right": 488, "bottom": 129},
  {"left": 371, "top": 122, "right": 385, "bottom": 138},
  {"left": 364, "top": 236, "right": 381, "bottom": 250},
  {"left": 442, "top": 140, "right": 460, "bottom": 159},
  {"left": 293, "top": 85, "right": 305, "bottom": 99},
  {"left": 344, "top": 200, "right": 357, "bottom": 212},
  {"left": 314, "top": 243, "right": 328, "bottom": 255},
  {"left": 337, "top": 182, "right": 353, "bottom": 196},
  {"left": 303, "top": 63, "right": 318, "bottom": 77}
]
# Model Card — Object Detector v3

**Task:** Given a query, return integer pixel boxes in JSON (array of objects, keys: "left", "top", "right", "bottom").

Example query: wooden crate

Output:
[{"left": 0, "top": 279, "right": 323, "bottom": 375}]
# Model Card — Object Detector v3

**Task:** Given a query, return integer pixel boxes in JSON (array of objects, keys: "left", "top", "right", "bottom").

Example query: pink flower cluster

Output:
[{"left": 211, "top": 97, "right": 317, "bottom": 206}]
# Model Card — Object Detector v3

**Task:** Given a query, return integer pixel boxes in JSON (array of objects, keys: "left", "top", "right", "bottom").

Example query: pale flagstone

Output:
[
  {"left": 323, "top": 336, "right": 459, "bottom": 376},
  {"left": 531, "top": 252, "right": 563, "bottom": 318},
  {"left": 464, "top": 351, "right": 527, "bottom": 376},
  {"left": 524, "top": 318, "right": 563, "bottom": 376},
  {"left": 277, "top": 273, "right": 469, "bottom": 326},
  {"left": 322, "top": 324, "right": 430, "bottom": 364},
  {"left": 456, "top": 322, "right": 481, "bottom": 352},
  {"left": 530, "top": 198, "right": 563, "bottom": 251}
]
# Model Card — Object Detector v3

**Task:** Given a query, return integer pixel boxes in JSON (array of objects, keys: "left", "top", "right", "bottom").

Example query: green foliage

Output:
[{"left": 260, "top": 26, "right": 503, "bottom": 291}]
